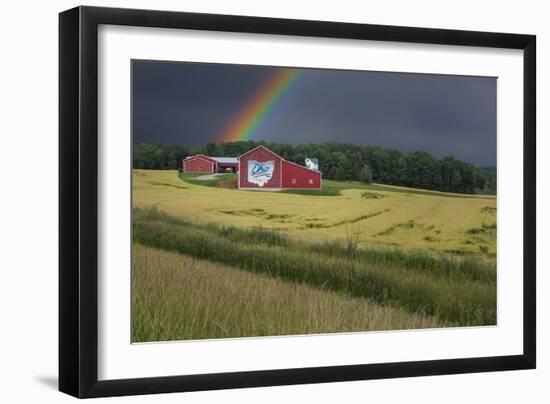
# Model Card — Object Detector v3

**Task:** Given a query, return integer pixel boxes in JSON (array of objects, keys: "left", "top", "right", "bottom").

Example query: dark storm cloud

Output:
[{"left": 132, "top": 60, "right": 496, "bottom": 166}]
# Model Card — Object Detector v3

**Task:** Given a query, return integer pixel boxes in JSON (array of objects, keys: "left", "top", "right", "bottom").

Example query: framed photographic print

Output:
[{"left": 59, "top": 6, "right": 536, "bottom": 398}]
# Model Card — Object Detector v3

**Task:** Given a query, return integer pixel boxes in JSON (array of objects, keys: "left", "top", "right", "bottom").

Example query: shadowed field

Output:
[{"left": 132, "top": 244, "right": 445, "bottom": 342}]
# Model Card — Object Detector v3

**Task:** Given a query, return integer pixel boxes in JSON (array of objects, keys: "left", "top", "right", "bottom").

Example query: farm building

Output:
[
  {"left": 183, "top": 146, "right": 322, "bottom": 190},
  {"left": 182, "top": 155, "right": 239, "bottom": 173},
  {"left": 238, "top": 145, "right": 322, "bottom": 191},
  {"left": 213, "top": 157, "right": 239, "bottom": 173}
]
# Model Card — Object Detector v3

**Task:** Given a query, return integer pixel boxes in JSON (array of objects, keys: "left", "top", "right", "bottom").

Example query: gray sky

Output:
[{"left": 132, "top": 60, "right": 496, "bottom": 166}]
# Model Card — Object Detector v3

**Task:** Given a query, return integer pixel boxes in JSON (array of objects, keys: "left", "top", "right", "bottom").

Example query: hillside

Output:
[
  {"left": 134, "top": 169, "right": 496, "bottom": 256},
  {"left": 132, "top": 169, "right": 496, "bottom": 341}
]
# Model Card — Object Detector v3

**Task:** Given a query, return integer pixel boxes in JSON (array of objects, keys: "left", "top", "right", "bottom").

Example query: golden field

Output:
[
  {"left": 132, "top": 169, "right": 497, "bottom": 256},
  {"left": 131, "top": 169, "right": 496, "bottom": 342}
]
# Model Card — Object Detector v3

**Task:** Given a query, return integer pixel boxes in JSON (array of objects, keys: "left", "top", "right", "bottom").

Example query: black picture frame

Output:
[{"left": 59, "top": 5, "right": 536, "bottom": 398}]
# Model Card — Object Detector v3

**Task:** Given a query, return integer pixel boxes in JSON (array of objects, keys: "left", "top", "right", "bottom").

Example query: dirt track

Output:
[{"left": 194, "top": 173, "right": 223, "bottom": 180}]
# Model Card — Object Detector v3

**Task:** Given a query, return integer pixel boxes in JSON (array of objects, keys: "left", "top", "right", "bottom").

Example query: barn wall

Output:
[
  {"left": 281, "top": 161, "right": 322, "bottom": 189},
  {"left": 239, "top": 147, "right": 282, "bottom": 189},
  {"left": 183, "top": 157, "right": 215, "bottom": 173}
]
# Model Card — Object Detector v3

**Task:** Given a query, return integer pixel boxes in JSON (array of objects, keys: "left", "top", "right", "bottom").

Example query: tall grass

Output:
[
  {"left": 135, "top": 207, "right": 495, "bottom": 282},
  {"left": 133, "top": 207, "right": 496, "bottom": 325},
  {"left": 135, "top": 206, "right": 289, "bottom": 247},
  {"left": 307, "top": 240, "right": 494, "bottom": 283},
  {"left": 132, "top": 244, "right": 445, "bottom": 342}
]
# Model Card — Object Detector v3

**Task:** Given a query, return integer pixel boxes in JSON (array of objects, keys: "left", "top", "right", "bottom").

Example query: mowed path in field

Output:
[
  {"left": 133, "top": 169, "right": 497, "bottom": 256},
  {"left": 193, "top": 173, "right": 224, "bottom": 181}
]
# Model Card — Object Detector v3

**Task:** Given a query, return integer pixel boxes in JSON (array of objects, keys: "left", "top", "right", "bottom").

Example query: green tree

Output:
[
  {"left": 487, "top": 174, "right": 497, "bottom": 193},
  {"left": 404, "top": 152, "right": 441, "bottom": 190},
  {"left": 359, "top": 164, "right": 373, "bottom": 184},
  {"left": 334, "top": 166, "right": 346, "bottom": 181},
  {"left": 133, "top": 143, "right": 160, "bottom": 169},
  {"left": 474, "top": 170, "right": 487, "bottom": 190}
]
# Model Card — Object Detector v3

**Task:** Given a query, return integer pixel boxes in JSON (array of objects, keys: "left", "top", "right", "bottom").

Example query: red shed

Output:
[
  {"left": 182, "top": 155, "right": 217, "bottom": 173},
  {"left": 238, "top": 145, "right": 321, "bottom": 191}
]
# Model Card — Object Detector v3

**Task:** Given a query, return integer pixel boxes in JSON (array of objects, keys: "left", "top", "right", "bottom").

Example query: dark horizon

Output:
[{"left": 132, "top": 60, "right": 497, "bottom": 166}]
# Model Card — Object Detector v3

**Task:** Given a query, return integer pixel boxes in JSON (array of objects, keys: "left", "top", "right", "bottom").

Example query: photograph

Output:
[{"left": 130, "top": 59, "right": 498, "bottom": 343}]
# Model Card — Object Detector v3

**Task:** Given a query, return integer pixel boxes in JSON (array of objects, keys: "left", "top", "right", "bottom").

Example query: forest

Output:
[{"left": 133, "top": 141, "right": 496, "bottom": 194}]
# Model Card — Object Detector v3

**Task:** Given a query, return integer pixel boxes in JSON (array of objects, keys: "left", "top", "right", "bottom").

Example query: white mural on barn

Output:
[{"left": 248, "top": 160, "right": 275, "bottom": 187}]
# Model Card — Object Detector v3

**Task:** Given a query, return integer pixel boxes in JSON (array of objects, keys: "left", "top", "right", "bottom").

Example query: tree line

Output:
[{"left": 133, "top": 141, "right": 496, "bottom": 194}]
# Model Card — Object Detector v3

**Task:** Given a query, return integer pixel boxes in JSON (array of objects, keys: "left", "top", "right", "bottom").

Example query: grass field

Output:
[
  {"left": 132, "top": 169, "right": 497, "bottom": 342},
  {"left": 132, "top": 244, "right": 445, "bottom": 341},
  {"left": 134, "top": 170, "right": 497, "bottom": 256}
]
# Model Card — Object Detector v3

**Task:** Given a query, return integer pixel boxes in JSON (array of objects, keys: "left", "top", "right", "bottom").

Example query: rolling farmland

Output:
[
  {"left": 133, "top": 170, "right": 497, "bottom": 256},
  {"left": 132, "top": 169, "right": 497, "bottom": 342}
]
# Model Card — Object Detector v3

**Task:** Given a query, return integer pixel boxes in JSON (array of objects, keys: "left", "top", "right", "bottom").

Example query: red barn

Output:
[
  {"left": 182, "top": 154, "right": 217, "bottom": 173},
  {"left": 182, "top": 155, "right": 239, "bottom": 173},
  {"left": 238, "top": 145, "right": 322, "bottom": 191}
]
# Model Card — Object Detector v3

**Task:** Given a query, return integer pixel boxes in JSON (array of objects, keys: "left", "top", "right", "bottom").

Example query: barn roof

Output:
[
  {"left": 238, "top": 145, "right": 280, "bottom": 160},
  {"left": 212, "top": 157, "right": 238, "bottom": 164},
  {"left": 183, "top": 154, "right": 217, "bottom": 163},
  {"left": 282, "top": 158, "right": 322, "bottom": 174}
]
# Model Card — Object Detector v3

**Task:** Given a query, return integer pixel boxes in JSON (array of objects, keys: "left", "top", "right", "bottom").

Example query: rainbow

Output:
[{"left": 213, "top": 68, "right": 305, "bottom": 143}]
